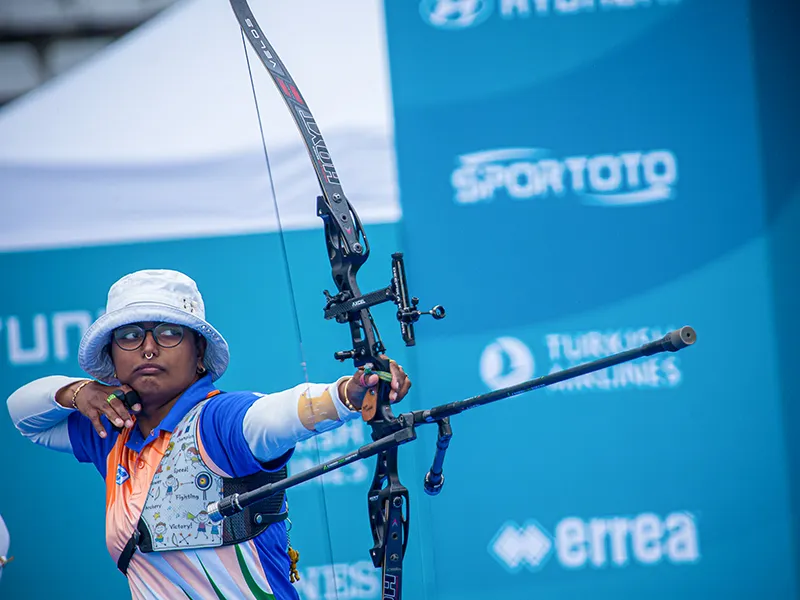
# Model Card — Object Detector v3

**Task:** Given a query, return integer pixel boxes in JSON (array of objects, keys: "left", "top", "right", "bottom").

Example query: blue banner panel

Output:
[
  {"left": 388, "top": 0, "right": 763, "bottom": 331},
  {"left": 748, "top": 0, "right": 800, "bottom": 580},
  {"left": 384, "top": 1, "right": 796, "bottom": 599}
]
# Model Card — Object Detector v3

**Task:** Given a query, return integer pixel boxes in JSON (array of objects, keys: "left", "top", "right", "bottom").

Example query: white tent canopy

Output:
[{"left": 0, "top": 0, "right": 400, "bottom": 252}]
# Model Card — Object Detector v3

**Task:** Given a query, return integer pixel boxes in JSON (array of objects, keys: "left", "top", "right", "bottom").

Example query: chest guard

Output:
[{"left": 117, "top": 396, "right": 288, "bottom": 574}]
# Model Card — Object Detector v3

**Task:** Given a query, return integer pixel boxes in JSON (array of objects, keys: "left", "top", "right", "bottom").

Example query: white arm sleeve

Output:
[
  {"left": 6, "top": 375, "right": 84, "bottom": 454},
  {"left": 243, "top": 376, "right": 359, "bottom": 463}
]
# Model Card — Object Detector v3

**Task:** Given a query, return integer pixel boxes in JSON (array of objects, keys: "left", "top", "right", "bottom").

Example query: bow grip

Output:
[{"left": 359, "top": 357, "right": 393, "bottom": 423}]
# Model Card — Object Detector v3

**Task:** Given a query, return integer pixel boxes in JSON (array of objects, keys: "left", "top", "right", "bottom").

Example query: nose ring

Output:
[{"left": 144, "top": 352, "right": 154, "bottom": 360}]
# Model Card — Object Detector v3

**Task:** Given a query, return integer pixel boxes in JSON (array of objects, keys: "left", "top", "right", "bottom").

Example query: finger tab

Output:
[{"left": 361, "top": 396, "right": 377, "bottom": 422}]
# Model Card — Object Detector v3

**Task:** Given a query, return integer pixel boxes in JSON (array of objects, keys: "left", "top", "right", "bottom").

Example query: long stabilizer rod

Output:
[{"left": 413, "top": 326, "right": 696, "bottom": 424}]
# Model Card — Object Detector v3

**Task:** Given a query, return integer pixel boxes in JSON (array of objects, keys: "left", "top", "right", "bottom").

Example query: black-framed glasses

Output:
[{"left": 112, "top": 323, "right": 186, "bottom": 351}]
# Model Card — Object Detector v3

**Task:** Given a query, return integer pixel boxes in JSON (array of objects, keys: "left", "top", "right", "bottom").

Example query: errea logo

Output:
[
  {"left": 490, "top": 520, "right": 554, "bottom": 571},
  {"left": 489, "top": 511, "right": 700, "bottom": 573}
]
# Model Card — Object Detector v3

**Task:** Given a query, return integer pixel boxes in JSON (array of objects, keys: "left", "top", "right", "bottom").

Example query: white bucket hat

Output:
[{"left": 78, "top": 269, "right": 229, "bottom": 384}]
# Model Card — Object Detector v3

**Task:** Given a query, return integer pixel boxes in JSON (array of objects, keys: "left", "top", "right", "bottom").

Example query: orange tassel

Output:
[{"left": 288, "top": 546, "right": 300, "bottom": 583}]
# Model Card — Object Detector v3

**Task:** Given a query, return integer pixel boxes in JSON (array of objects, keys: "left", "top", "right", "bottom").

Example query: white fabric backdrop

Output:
[{"left": 0, "top": 0, "right": 400, "bottom": 252}]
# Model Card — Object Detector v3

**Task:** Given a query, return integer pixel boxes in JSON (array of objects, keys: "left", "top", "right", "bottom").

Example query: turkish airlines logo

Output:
[{"left": 479, "top": 336, "right": 535, "bottom": 390}]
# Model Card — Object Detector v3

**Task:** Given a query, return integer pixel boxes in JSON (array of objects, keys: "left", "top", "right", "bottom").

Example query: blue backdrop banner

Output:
[
  {"left": 381, "top": 0, "right": 797, "bottom": 599},
  {"left": 0, "top": 1, "right": 798, "bottom": 599}
]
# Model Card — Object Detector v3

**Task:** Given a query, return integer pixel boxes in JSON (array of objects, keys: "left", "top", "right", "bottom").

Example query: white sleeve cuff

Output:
[
  {"left": 242, "top": 377, "right": 359, "bottom": 464},
  {"left": 6, "top": 375, "right": 82, "bottom": 453}
]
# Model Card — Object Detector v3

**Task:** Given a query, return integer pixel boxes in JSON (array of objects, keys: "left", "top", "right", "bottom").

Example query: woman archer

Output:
[{"left": 7, "top": 268, "right": 411, "bottom": 600}]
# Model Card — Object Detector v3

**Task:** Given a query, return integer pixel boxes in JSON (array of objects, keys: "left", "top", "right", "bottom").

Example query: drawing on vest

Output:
[
  {"left": 164, "top": 441, "right": 176, "bottom": 458},
  {"left": 186, "top": 511, "right": 215, "bottom": 539},
  {"left": 172, "top": 532, "right": 192, "bottom": 547},
  {"left": 195, "top": 472, "right": 213, "bottom": 501},
  {"left": 148, "top": 485, "right": 160, "bottom": 502},
  {"left": 140, "top": 401, "right": 225, "bottom": 551},
  {"left": 153, "top": 522, "right": 167, "bottom": 546},
  {"left": 164, "top": 474, "right": 179, "bottom": 497},
  {"left": 184, "top": 445, "right": 201, "bottom": 465}
]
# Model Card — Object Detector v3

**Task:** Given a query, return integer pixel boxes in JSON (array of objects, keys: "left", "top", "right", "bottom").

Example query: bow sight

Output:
[{"left": 322, "top": 249, "right": 446, "bottom": 357}]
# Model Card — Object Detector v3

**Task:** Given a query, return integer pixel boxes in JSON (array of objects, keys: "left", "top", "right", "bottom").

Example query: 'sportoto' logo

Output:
[{"left": 452, "top": 147, "right": 678, "bottom": 207}]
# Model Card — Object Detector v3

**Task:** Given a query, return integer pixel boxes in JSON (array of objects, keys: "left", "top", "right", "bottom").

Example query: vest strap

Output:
[{"left": 117, "top": 528, "right": 140, "bottom": 575}]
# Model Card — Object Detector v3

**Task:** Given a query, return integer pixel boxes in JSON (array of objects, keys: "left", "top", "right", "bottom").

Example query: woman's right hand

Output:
[{"left": 56, "top": 380, "right": 141, "bottom": 438}]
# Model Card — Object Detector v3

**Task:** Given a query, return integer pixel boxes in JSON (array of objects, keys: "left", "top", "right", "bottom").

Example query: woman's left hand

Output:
[{"left": 342, "top": 357, "right": 411, "bottom": 410}]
